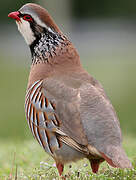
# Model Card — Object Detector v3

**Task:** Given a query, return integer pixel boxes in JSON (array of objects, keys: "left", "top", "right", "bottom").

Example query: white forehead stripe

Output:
[
  {"left": 19, "top": 8, "right": 56, "bottom": 33},
  {"left": 20, "top": 8, "right": 50, "bottom": 29},
  {"left": 29, "top": 14, "right": 55, "bottom": 34},
  {"left": 16, "top": 19, "right": 36, "bottom": 45}
]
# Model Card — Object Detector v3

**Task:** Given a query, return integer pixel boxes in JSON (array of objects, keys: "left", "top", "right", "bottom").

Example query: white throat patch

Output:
[{"left": 16, "top": 19, "right": 36, "bottom": 45}]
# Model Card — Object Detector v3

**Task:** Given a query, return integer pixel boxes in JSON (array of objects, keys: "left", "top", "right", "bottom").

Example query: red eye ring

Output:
[{"left": 23, "top": 15, "right": 33, "bottom": 22}]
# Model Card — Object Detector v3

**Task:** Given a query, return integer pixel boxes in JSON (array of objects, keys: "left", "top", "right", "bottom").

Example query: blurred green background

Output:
[{"left": 0, "top": 0, "right": 136, "bottom": 141}]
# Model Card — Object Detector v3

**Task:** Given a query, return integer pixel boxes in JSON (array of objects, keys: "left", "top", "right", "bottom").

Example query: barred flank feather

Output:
[{"left": 25, "top": 80, "right": 61, "bottom": 155}]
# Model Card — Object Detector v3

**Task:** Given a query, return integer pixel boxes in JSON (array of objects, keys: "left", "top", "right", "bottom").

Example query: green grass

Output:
[
  {"left": 0, "top": 136, "right": 136, "bottom": 180},
  {"left": 0, "top": 58, "right": 136, "bottom": 179}
]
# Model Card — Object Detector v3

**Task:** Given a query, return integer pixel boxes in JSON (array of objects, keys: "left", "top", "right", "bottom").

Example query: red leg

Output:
[
  {"left": 90, "top": 160, "right": 99, "bottom": 173},
  {"left": 89, "top": 159, "right": 104, "bottom": 173},
  {"left": 56, "top": 163, "right": 64, "bottom": 176}
]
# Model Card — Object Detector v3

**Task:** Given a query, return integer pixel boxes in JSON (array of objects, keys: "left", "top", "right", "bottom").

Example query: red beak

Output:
[{"left": 8, "top": 11, "right": 20, "bottom": 21}]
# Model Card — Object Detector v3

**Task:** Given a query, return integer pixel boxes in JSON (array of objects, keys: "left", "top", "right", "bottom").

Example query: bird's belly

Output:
[{"left": 54, "top": 143, "right": 85, "bottom": 164}]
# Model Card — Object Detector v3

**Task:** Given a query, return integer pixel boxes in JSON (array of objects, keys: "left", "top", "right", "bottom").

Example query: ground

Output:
[{"left": 0, "top": 136, "right": 136, "bottom": 180}]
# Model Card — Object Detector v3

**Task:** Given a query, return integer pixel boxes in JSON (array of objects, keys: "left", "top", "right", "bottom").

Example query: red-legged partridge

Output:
[{"left": 8, "top": 3, "right": 132, "bottom": 176}]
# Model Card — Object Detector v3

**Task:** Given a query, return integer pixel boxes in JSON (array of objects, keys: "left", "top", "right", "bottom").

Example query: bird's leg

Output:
[
  {"left": 89, "top": 159, "right": 101, "bottom": 173},
  {"left": 56, "top": 163, "right": 64, "bottom": 176}
]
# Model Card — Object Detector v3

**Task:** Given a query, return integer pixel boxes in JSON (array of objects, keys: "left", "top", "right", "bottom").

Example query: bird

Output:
[{"left": 8, "top": 3, "right": 132, "bottom": 177}]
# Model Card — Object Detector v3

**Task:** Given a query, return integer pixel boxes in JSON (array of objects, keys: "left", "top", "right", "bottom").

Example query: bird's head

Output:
[{"left": 8, "top": 3, "right": 61, "bottom": 46}]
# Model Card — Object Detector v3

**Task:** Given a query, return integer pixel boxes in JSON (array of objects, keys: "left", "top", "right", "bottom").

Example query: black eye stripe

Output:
[{"left": 18, "top": 12, "right": 23, "bottom": 17}]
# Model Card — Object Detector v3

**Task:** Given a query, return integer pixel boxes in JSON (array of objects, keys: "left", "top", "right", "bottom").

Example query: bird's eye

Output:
[{"left": 23, "top": 15, "right": 33, "bottom": 22}]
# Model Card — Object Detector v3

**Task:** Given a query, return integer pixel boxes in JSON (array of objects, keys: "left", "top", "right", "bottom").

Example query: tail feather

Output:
[{"left": 100, "top": 146, "right": 132, "bottom": 169}]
